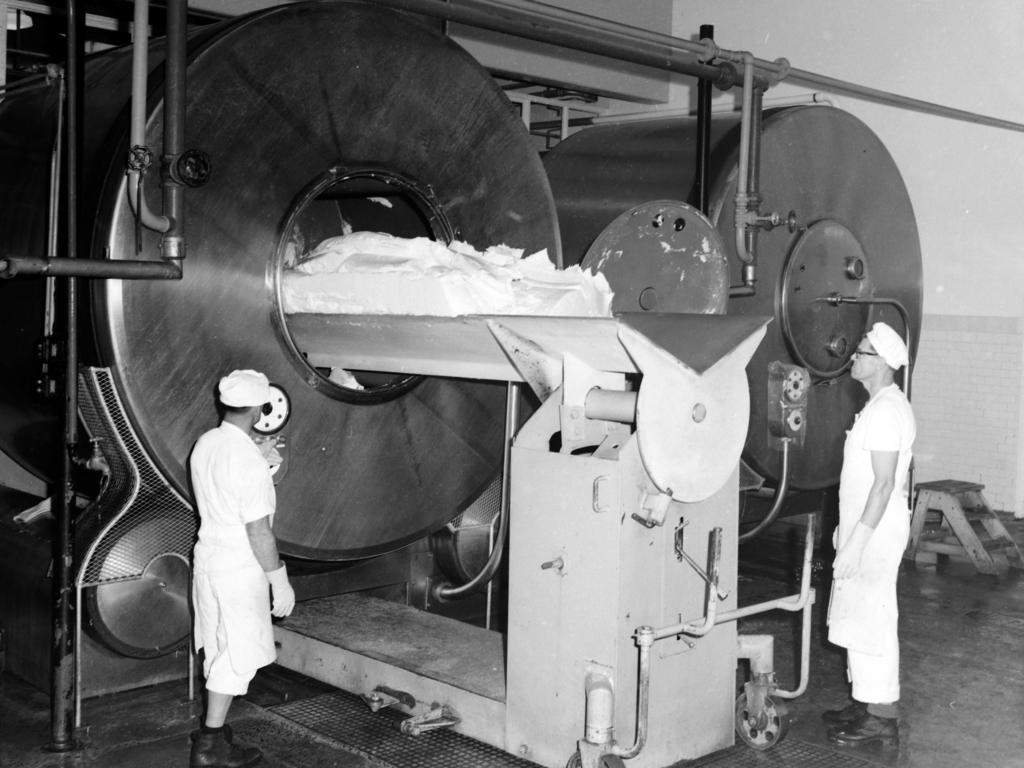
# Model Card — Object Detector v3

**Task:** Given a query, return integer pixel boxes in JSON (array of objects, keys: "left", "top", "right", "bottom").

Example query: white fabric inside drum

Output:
[{"left": 281, "top": 231, "right": 613, "bottom": 318}]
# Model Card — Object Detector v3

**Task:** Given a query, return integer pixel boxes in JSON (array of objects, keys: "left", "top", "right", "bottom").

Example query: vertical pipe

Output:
[
  {"left": 49, "top": 0, "right": 81, "bottom": 751},
  {"left": 127, "top": 0, "right": 170, "bottom": 234},
  {"left": 743, "top": 86, "right": 765, "bottom": 264},
  {"left": 45, "top": 73, "right": 66, "bottom": 340},
  {"left": 612, "top": 627, "right": 653, "bottom": 760},
  {"left": 694, "top": 24, "right": 713, "bottom": 213},
  {"left": 1, "top": 2, "right": 8, "bottom": 94},
  {"left": 161, "top": 0, "right": 187, "bottom": 260}
]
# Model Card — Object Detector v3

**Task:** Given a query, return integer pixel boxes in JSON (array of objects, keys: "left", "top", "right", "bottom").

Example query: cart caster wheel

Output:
[
  {"left": 565, "top": 751, "right": 626, "bottom": 768},
  {"left": 735, "top": 692, "right": 789, "bottom": 750}
]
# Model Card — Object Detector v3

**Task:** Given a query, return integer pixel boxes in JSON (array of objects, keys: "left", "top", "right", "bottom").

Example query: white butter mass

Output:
[{"left": 281, "top": 232, "right": 613, "bottom": 317}]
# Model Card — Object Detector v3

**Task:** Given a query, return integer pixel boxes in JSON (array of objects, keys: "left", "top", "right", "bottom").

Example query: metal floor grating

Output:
[
  {"left": 687, "top": 738, "right": 887, "bottom": 767},
  {"left": 271, "top": 690, "right": 535, "bottom": 768},
  {"left": 272, "top": 689, "right": 885, "bottom": 768}
]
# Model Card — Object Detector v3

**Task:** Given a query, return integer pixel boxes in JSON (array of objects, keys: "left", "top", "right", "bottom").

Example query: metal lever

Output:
[
  {"left": 399, "top": 704, "right": 461, "bottom": 735},
  {"left": 676, "top": 526, "right": 729, "bottom": 600}
]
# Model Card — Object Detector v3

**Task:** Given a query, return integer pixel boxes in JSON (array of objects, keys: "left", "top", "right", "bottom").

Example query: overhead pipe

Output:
[
  {"left": 590, "top": 93, "right": 835, "bottom": 125},
  {"left": 372, "top": 0, "right": 746, "bottom": 90},
  {"left": 778, "top": 61, "right": 1024, "bottom": 133},
  {"left": 666, "top": 22, "right": 1024, "bottom": 133},
  {"left": 0, "top": 0, "right": 188, "bottom": 281},
  {"left": 378, "top": 0, "right": 1024, "bottom": 135}
]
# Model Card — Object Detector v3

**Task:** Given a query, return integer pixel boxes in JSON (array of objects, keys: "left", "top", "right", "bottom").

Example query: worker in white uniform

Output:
[
  {"left": 189, "top": 369, "right": 296, "bottom": 768},
  {"left": 823, "top": 322, "right": 915, "bottom": 749}
]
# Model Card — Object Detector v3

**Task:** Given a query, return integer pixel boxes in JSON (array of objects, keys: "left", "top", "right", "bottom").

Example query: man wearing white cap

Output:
[
  {"left": 823, "top": 322, "right": 915, "bottom": 750},
  {"left": 189, "top": 369, "right": 295, "bottom": 768}
]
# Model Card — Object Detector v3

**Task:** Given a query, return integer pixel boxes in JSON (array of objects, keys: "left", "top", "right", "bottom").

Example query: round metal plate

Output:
[
  {"left": 581, "top": 200, "right": 728, "bottom": 315},
  {"left": 780, "top": 220, "right": 872, "bottom": 377},
  {"left": 254, "top": 383, "right": 291, "bottom": 436},
  {"left": 87, "top": 552, "right": 190, "bottom": 658}
]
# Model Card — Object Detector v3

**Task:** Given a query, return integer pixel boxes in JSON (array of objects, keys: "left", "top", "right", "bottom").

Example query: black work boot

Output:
[
  {"left": 821, "top": 700, "right": 867, "bottom": 726},
  {"left": 190, "top": 724, "right": 233, "bottom": 743},
  {"left": 189, "top": 729, "right": 262, "bottom": 768},
  {"left": 828, "top": 712, "right": 899, "bottom": 748}
]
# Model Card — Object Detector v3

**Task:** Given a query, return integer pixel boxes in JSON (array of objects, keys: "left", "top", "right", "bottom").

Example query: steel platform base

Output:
[
  {"left": 273, "top": 593, "right": 507, "bottom": 749},
  {"left": 270, "top": 686, "right": 884, "bottom": 768}
]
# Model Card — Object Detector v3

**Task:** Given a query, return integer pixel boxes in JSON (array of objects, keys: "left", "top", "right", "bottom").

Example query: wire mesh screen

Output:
[
  {"left": 77, "top": 367, "right": 195, "bottom": 586},
  {"left": 447, "top": 475, "right": 502, "bottom": 533}
]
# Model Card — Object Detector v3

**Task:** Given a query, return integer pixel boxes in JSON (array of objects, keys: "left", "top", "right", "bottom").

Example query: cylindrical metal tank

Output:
[
  {"left": 544, "top": 106, "right": 923, "bottom": 490},
  {"left": 0, "top": 1, "right": 558, "bottom": 560}
]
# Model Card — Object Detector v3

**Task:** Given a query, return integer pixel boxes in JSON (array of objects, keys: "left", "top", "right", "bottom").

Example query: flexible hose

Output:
[
  {"left": 433, "top": 382, "right": 519, "bottom": 600},
  {"left": 738, "top": 438, "right": 791, "bottom": 543}
]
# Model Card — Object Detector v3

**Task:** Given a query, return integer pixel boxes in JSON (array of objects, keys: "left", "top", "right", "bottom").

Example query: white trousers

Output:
[{"left": 848, "top": 638, "right": 900, "bottom": 703}]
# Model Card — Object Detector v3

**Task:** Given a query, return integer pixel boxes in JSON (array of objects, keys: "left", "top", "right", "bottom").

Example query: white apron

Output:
[
  {"left": 192, "top": 550, "right": 276, "bottom": 675},
  {"left": 827, "top": 385, "right": 914, "bottom": 701},
  {"left": 191, "top": 422, "right": 279, "bottom": 679}
]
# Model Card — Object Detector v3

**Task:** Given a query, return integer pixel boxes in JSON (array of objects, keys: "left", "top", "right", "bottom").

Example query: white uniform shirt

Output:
[
  {"left": 191, "top": 421, "right": 276, "bottom": 575},
  {"left": 837, "top": 383, "right": 916, "bottom": 539},
  {"left": 829, "top": 382, "right": 915, "bottom": 660}
]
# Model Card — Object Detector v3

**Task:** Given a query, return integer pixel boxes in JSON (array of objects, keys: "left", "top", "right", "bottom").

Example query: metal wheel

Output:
[
  {"left": 735, "top": 693, "right": 789, "bottom": 750},
  {"left": 565, "top": 752, "right": 626, "bottom": 768}
]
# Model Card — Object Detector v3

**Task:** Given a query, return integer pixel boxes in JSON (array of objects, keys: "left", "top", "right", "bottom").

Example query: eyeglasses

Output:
[{"left": 853, "top": 348, "right": 879, "bottom": 357}]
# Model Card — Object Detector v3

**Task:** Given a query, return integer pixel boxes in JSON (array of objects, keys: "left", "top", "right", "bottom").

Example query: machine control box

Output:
[{"left": 767, "top": 361, "right": 810, "bottom": 447}]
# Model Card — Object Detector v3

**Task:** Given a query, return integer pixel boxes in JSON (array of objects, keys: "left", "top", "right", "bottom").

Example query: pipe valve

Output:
[
  {"left": 172, "top": 149, "right": 213, "bottom": 188},
  {"left": 757, "top": 209, "right": 799, "bottom": 232}
]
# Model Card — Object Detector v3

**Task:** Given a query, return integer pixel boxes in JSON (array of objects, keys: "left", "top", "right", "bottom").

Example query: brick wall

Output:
[{"left": 912, "top": 315, "right": 1024, "bottom": 514}]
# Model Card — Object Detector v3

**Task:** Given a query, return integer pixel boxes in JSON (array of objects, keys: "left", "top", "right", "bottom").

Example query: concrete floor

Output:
[
  {"left": 1, "top": 514, "right": 1022, "bottom": 768},
  {"left": 737, "top": 513, "right": 1024, "bottom": 768}
]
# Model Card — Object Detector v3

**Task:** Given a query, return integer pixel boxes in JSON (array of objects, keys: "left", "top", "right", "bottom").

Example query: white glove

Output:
[
  {"left": 266, "top": 563, "right": 295, "bottom": 618},
  {"left": 832, "top": 522, "right": 873, "bottom": 580},
  {"left": 254, "top": 435, "right": 283, "bottom": 472}
]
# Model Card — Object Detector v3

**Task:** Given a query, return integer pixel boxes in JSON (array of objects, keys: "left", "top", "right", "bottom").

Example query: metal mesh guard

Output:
[{"left": 77, "top": 367, "right": 195, "bottom": 585}]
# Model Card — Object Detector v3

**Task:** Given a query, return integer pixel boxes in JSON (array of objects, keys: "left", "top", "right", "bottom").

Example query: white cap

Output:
[
  {"left": 865, "top": 322, "right": 908, "bottom": 369},
  {"left": 218, "top": 369, "right": 272, "bottom": 407}
]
